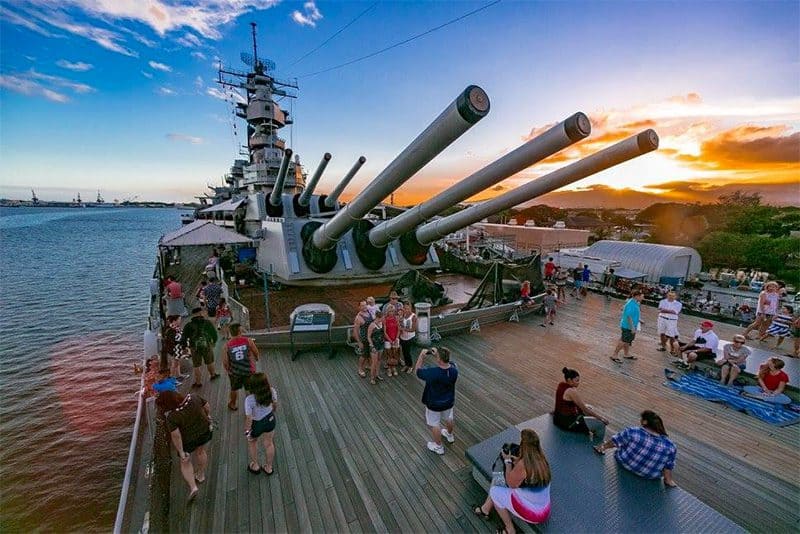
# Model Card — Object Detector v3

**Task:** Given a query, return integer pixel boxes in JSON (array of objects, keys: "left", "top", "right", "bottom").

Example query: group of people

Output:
[
  {"left": 608, "top": 287, "right": 792, "bottom": 400},
  {"left": 473, "top": 366, "right": 677, "bottom": 533},
  {"left": 352, "top": 292, "right": 418, "bottom": 384}
]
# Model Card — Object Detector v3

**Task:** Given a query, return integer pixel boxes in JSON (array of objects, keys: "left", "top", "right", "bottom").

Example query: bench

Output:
[{"left": 465, "top": 415, "right": 744, "bottom": 533}]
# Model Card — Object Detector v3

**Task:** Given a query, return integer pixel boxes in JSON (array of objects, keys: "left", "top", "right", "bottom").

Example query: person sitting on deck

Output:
[
  {"left": 156, "top": 390, "right": 213, "bottom": 502},
  {"left": 552, "top": 367, "right": 609, "bottom": 443},
  {"left": 678, "top": 321, "right": 719, "bottom": 370},
  {"left": 716, "top": 334, "right": 751, "bottom": 386},
  {"left": 593, "top": 410, "right": 677, "bottom": 488},
  {"left": 743, "top": 357, "right": 791, "bottom": 403},
  {"left": 244, "top": 372, "right": 278, "bottom": 476},
  {"left": 759, "top": 305, "right": 794, "bottom": 349},
  {"left": 473, "top": 429, "right": 552, "bottom": 532},
  {"left": 520, "top": 280, "right": 532, "bottom": 305},
  {"left": 223, "top": 322, "right": 260, "bottom": 411}
]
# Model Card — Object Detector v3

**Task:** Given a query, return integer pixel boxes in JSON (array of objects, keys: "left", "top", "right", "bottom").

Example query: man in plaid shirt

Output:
[{"left": 593, "top": 410, "right": 677, "bottom": 487}]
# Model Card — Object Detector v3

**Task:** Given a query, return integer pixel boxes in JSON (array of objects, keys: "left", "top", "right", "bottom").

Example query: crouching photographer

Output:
[{"left": 473, "top": 429, "right": 552, "bottom": 532}]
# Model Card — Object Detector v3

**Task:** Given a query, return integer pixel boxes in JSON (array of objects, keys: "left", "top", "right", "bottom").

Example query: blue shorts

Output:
[{"left": 249, "top": 412, "right": 276, "bottom": 439}]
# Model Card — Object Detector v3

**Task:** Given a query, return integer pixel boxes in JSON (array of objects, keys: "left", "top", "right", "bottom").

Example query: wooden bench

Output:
[{"left": 465, "top": 415, "right": 745, "bottom": 533}]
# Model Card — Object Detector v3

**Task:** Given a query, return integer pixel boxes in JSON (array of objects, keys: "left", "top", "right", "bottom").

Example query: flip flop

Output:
[
  {"left": 609, "top": 356, "right": 623, "bottom": 363},
  {"left": 228, "top": 402, "right": 238, "bottom": 411},
  {"left": 357, "top": 370, "right": 366, "bottom": 378},
  {"left": 248, "top": 463, "right": 261, "bottom": 474},
  {"left": 195, "top": 475, "right": 206, "bottom": 484},
  {"left": 473, "top": 505, "right": 490, "bottom": 519},
  {"left": 623, "top": 355, "right": 638, "bottom": 360},
  {"left": 593, "top": 445, "right": 605, "bottom": 455},
  {"left": 187, "top": 488, "right": 199, "bottom": 502},
  {"left": 262, "top": 466, "right": 274, "bottom": 475}
]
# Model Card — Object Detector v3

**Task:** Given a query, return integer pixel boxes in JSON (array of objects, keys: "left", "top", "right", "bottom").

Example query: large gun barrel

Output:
[
  {"left": 269, "top": 148, "right": 293, "bottom": 207},
  {"left": 368, "top": 112, "right": 591, "bottom": 248},
  {"left": 311, "top": 85, "right": 490, "bottom": 251},
  {"left": 415, "top": 129, "right": 659, "bottom": 245},
  {"left": 324, "top": 156, "right": 366, "bottom": 208},
  {"left": 298, "top": 152, "right": 331, "bottom": 206}
]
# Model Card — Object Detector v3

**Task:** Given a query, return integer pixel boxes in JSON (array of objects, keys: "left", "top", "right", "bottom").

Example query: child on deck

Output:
[
  {"left": 759, "top": 305, "right": 793, "bottom": 349},
  {"left": 216, "top": 297, "right": 233, "bottom": 338},
  {"left": 196, "top": 280, "right": 208, "bottom": 309},
  {"left": 384, "top": 307, "right": 401, "bottom": 377},
  {"left": 365, "top": 296, "right": 379, "bottom": 320},
  {"left": 540, "top": 289, "right": 559, "bottom": 327}
]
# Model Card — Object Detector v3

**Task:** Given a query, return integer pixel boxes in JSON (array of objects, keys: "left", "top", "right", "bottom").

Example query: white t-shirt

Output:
[
  {"left": 399, "top": 313, "right": 416, "bottom": 341},
  {"left": 692, "top": 328, "right": 719, "bottom": 356},
  {"left": 245, "top": 387, "right": 278, "bottom": 421},
  {"left": 658, "top": 299, "right": 682, "bottom": 318}
]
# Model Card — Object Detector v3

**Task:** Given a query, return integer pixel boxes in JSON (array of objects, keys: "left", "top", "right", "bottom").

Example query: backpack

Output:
[{"left": 192, "top": 326, "right": 210, "bottom": 352}]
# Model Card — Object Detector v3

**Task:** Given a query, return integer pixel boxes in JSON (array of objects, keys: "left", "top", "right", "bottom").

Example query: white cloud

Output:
[
  {"left": 27, "top": 69, "right": 95, "bottom": 93},
  {"left": 191, "top": 51, "right": 207, "bottom": 60},
  {"left": 0, "top": 73, "right": 70, "bottom": 103},
  {"left": 176, "top": 32, "right": 202, "bottom": 47},
  {"left": 167, "top": 133, "right": 204, "bottom": 144},
  {"left": 141, "top": 70, "right": 153, "bottom": 79},
  {"left": 23, "top": 0, "right": 280, "bottom": 39},
  {"left": 0, "top": 6, "right": 62, "bottom": 38},
  {"left": 148, "top": 61, "right": 172, "bottom": 72},
  {"left": 156, "top": 86, "right": 177, "bottom": 96},
  {"left": 291, "top": 1, "right": 323, "bottom": 27},
  {"left": 206, "top": 86, "right": 245, "bottom": 104},
  {"left": 56, "top": 60, "right": 94, "bottom": 72},
  {"left": 194, "top": 76, "right": 204, "bottom": 89},
  {"left": 19, "top": 7, "right": 138, "bottom": 57}
]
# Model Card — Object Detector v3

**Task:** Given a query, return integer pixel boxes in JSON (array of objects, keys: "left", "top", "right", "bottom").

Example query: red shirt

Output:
[
  {"left": 384, "top": 316, "right": 399, "bottom": 342},
  {"left": 763, "top": 370, "right": 789, "bottom": 392},
  {"left": 521, "top": 286, "right": 531, "bottom": 298},
  {"left": 544, "top": 262, "right": 556, "bottom": 276},
  {"left": 166, "top": 281, "right": 182, "bottom": 299}
]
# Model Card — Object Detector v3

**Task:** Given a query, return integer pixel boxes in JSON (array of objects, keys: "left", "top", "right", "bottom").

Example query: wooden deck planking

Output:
[{"left": 163, "top": 292, "right": 798, "bottom": 533}]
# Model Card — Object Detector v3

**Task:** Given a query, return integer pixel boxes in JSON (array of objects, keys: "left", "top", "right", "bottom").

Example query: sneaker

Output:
[
  {"left": 426, "top": 441, "right": 445, "bottom": 455},
  {"left": 441, "top": 429, "right": 455, "bottom": 443}
]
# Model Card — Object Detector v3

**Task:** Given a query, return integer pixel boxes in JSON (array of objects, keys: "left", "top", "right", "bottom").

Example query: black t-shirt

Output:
[{"left": 165, "top": 394, "right": 210, "bottom": 444}]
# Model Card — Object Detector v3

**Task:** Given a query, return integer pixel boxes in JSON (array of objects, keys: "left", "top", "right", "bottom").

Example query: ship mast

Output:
[{"left": 215, "top": 23, "right": 302, "bottom": 196}]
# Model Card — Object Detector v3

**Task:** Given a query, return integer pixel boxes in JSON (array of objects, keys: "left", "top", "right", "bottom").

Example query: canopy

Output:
[
  {"left": 159, "top": 220, "right": 252, "bottom": 247},
  {"left": 199, "top": 198, "right": 246, "bottom": 213}
]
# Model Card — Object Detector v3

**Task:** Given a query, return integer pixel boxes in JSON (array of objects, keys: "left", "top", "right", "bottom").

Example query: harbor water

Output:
[{"left": 0, "top": 207, "right": 178, "bottom": 532}]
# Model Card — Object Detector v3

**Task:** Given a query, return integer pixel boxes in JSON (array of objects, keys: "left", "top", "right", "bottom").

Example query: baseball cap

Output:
[{"left": 700, "top": 320, "right": 713, "bottom": 328}]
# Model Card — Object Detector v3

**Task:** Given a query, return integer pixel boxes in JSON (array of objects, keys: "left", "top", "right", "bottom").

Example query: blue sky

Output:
[{"left": 1, "top": 1, "right": 798, "bottom": 206}]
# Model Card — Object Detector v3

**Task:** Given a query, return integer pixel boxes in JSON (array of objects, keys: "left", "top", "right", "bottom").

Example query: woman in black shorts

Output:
[
  {"left": 157, "top": 390, "right": 213, "bottom": 501},
  {"left": 553, "top": 367, "right": 609, "bottom": 444},
  {"left": 244, "top": 373, "right": 279, "bottom": 475}
]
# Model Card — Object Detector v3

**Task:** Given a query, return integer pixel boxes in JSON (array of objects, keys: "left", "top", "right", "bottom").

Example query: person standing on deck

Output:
[
  {"left": 657, "top": 291, "right": 682, "bottom": 355},
  {"left": 415, "top": 346, "right": 458, "bottom": 455},
  {"left": 555, "top": 267, "right": 568, "bottom": 302},
  {"left": 611, "top": 290, "right": 644, "bottom": 363},
  {"left": 366, "top": 311, "right": 386, "bottom": 385},
  {"left": 540, "top": 289, "right": 559, "bottom": 327},
  {"left": 353, "top": 301, "right": 373, "bottom": 378},
  {"left": 581, "top": 264, "right": 591, "bottom": 297},
  {"left": 203, "top": 274, "right": 223, "bottom": 319},
  {"left": 382, "top": 291, "right": 403, "bottom": 316},
  {"left": 384, "top": 306, "right": 401, "bottom": 377},
  {"left": 593, "top": 410, "right": 677, "bottom": 488},
  {"left": 244, "top": 372, "right": 278, "bottom": 475},
  {"left": 544, "top": 257, "right": 556, "bottom": 282},
  {"left": 223, "top": 322, "right": 260, "bottom": 411},
  {"left": 164, "top": 276, "right": 187, "bottom": 317},
  {"left": 743, "top": 281, "right": 779, "bottom": 339},
  {"left": 602, "top": 267, "right": 615, "bottom": 300},
  {"left": 570, "top": 263, "right": 583, "bottom": 299},
  {"left": 181, "top": 307, "right": 219, "bottom": 388},
  {"left": 399, "top": 302, "right": 417, "bottom": 373}
]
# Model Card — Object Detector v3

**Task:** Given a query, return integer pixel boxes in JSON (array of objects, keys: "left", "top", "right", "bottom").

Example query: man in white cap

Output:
[{"left": 679, "top": 320, "right": 719, "bottom": 369}]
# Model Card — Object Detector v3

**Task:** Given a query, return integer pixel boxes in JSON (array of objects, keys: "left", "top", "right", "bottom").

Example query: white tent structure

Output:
[
  {"left": 159, "top": 220, "right": 252, "bottom": 247},
  {"left": 582, "top": 240, "right": 702, "bottom": 284}
]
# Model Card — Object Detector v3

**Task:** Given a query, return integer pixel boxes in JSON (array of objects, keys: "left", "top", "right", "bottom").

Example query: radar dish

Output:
[
  {"left": 262, "top": 59, "right": 276, "bottom": 71},
  {"left": 240, "top": 52, "right": 254, "bottom": 66}
]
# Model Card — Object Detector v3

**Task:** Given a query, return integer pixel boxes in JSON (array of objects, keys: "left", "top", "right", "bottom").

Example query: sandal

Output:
[
  {"left": 187, "top": 488, "right": 199, "bottom": 502},
  {"left": 623, "top": 355, "right": 638, "bottom": 360},
  {"left": 593, "top": 445, "right": 605, "bottom": 455},
  {"left": 357, "top": 370, "right": 367, "bottom": 378},
  {"left": 195, "top": 474, "right": 206, "bottom": 484},
  {"left": 263, "top": 466, "right": 274, "bottom": 476},
  {"left": 609, "top": 356, "right": 623, "bottom": 363},
  {"left": 228, "top": 402, "right": 238, "bottom": 411},
  {"left": 248, "top": 463, "right": 261, "bottom": 474},
  {"left": 370, "top": 378, "right": 377, "bottom": 385},
  {"left": 473, "top": 505, "right": 490, "bottom": 519}
]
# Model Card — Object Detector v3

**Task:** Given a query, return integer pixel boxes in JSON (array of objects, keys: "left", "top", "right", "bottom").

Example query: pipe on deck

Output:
[
  {"left": 310, "top": 85, "right": 491, "bottom": 251},
  {"left": 368, "top": 111, "right": 591, "bottom": 248},
  {"left": 415, "top": 129, "right": 659, "bottom": 245},
  {"left": 324, "top": 156, "right": 366, "bottom": 208},
  {"left": 269, "top": 149, "right": 293, "bottom": 207},
  {"left": 298, "top": 152, "right": 331, "bottom": 206}
]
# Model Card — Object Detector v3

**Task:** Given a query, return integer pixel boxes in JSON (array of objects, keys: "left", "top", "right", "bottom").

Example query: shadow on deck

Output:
[{"left": 166, "top": 293, "right": 799, "bottom": 533}]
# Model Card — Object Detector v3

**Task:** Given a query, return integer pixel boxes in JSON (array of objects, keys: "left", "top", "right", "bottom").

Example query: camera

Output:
[{"left": 502, "top": 442, "right": 520, "bottom": 457}]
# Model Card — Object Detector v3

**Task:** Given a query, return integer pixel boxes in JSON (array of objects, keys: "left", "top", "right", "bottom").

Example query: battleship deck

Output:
[{"left": 156, "top": 293, "right": 798, "bottom": 533}]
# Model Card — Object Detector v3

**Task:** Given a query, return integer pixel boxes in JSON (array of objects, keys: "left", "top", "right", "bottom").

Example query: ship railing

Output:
[
  {"left": 219, "top": 265, "right": 252, "bottom": 332},
  {"left": 113, "top": 261, "right": 163, "bottom": 534}
]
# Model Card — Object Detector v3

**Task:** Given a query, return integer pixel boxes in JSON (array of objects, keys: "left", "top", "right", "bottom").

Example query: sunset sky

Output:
[{"left": 1, "top": 1, "right": 798, "bottom": 207}]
